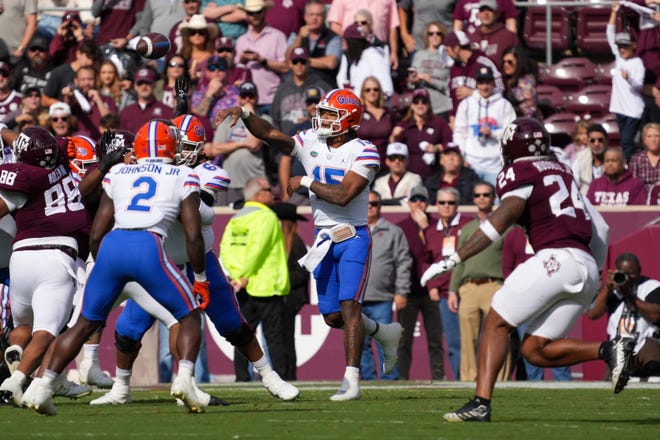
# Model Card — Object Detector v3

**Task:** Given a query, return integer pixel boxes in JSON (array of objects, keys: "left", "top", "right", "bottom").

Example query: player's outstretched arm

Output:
[
  {"left": 89, "top": 192, "right": 116, "bottom": 259},
  {"left": 289, "top": 171, "right": 369, "bottom": 207},
  {"left": 215, "top": 106, "right": 295, "bottom": 155}
]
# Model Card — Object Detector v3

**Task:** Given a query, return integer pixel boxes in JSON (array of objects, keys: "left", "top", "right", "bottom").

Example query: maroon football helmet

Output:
[
  {"left": 13, "top": 126, "right": 59, "bottom": 168},
  {"left": 96, "top": 130, "right": 135, "bottom": 160},
  {"left": 500, "top": 117, "right": 551, "bottom": 165}
]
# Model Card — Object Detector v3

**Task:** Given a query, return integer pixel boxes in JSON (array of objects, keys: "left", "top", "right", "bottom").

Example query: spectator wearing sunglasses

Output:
[
  {"left": 447, "top": 181, "right": 514, "bottom": 382},
  {"left": 572, "top": 123, "right": 609, "bottom": 195},
  {"left": 423, "top": 186, "right": 473, "bottom": 380},
  {"left": 180, "top": 14, "right": 219, "bottom": 81},
  {"left": 270, "top": 47, "right": 331, "bottom": 136},
  {"left": 47, "top": 101, "right": 77, "bottom": 138},
  {"left": 372, "top": 142, "right": 423, "bottom": 206},
  {"left": 191, "top": 55, "right": 239, "bottom": 128},
  {"left": 235, "top": 0, "right": 289, "bottom": 115},
  {"left": 119, "top": 67, "right": 173, "bottom": 133},
  {"left": 10, "top": 36, "right": 53, "bottom": 94},
  {"left": 5, "top": 85, "right": 43, "bottom": 131},
  {"left": 214, "top": 37, "right": 252, "bottom": 87}
]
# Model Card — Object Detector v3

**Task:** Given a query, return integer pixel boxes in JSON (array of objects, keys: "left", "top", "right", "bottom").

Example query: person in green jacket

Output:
[{"left": 220, "top": 177, "right": 290, "bottom": 381}]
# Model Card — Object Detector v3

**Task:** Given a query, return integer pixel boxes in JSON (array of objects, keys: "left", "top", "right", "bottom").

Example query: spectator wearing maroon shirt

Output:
[
  {"left": 453, "top": 0, "right": 518, "bottom": 35},
  {"left": 629, "top": 122, "right": 660, "bottom": 192},
  {"left": 265, "top": 0, "right": 306, "bottom": 38},
  {"left": 215, "top": 37, "right": 252, "bottom": 88},
  {"left": 357, "top": 76, "right": 396, "bottom": 172},
  {"left": 119, "top": 67, "right": 173, "bottom": 134},
  {"left": 49, "top": 11, "right": 87, "bottom": 66},
  {"left": 468, "top": 0, "right": 519, "bottom": 65},
  {"left": 0, "top": 62, "right": 23, "bottom": 125},
  {"left": 587, "top": 147, "right": 647, "bottom": 206},
  {"left": 444, "top": 30, "right": 504, "bottom": 118},
  {"left": 91, "top": 0, "right": 146, "bottom": 46},
  {"left": 390, "top": 88, "right": 452, "bottom": 180}
]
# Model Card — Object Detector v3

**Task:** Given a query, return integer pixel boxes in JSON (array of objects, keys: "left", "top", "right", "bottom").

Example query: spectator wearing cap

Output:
[
  {"left": 423, "top": 143, "right": 479, "bottom": 206},
  {"left": 3, "top": 85, "right": 42, "bottom": 131},
  {"left": 327, "top": 0, "right": 400, "bottom": 70},
  {"left": 42, "top": 39, "right": 103, "bottom": 109},
  {"left": 91, "top": 0, "right": 145, "bottom": 46},
  {"left": 47, "top": 101, "right": 77, "bottom": 137},
  {"left": 0, "top": 62, "right": 23, "bottom": 125},
  {"left": 168, "top": 0, "right": 204, "bottom": 57},
  {"left": 210, "top": 80, "right": 267, "bottom": 206},
  {"left": 119, "top": 67, "right": 173, "bottom": 134},
  {"left": 235, "top": 0, "right": 289, "bottom": 114},
  {"left": 286, "top": 0, "right": 342, "bottom": 88},
  {"left": 180, "top": 14, "right": 218, "bottom": 81},
  {"left": 277, "top": 86, "right": 323, "bottom": 206},
  {"left": 396, "top": 185, "right": 457, "bottom": 380},
  {"left": 10, "top": 35, "right": 53, "bottom": 94},
  {"left": 607, "top": 3, "right": 646, "bottom": 163},
  {"left": 270, "top": 201, "right": 310, "bottom": 380},
  {"left": 390, "top": 88, "right": 452, "bottom": 180},
  {"left": 409, "top": 21, "right": 453, "bottom": 118},
  {"left": 0, "top": 0, "right": 37, "bottom": 58},
  {"left": 337, "top": 22, "right": 394, "bottom": 99},
  {"left": 357, "top": 76, "right": 396, "bottom": 172},
  {"left": 468, "top": 0, "right": 519, "bottom": 65},
  {"left": 191, "top": 55, "right": 240, "bottom": 128},
  {"left": 37, "top": 3, "right": 93, "bottom": 41},
  {"left": 372, "top": 142, "right": 423, "bottom": 205},
  {"left": 48, "top": 10, "right": 89, "bottom": 66},
  {"left": 271, "top": 46, "right": 331, "bottom": 136},
  {"left": 444, "top": 30, "right": 504, "bottom": 119},
  {"left": 214, "top": 36, "right": 253, "bottom": 87},
  {"left": 453, "top": 65, "right": 516, "bottom": 186},
  {"left": 453, "top": 0, "right": 518, "bottom": 35}
]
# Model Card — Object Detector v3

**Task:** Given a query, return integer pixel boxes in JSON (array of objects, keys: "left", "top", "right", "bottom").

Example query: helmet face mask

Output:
[
  {"left": 173, "top": 115, "right": 205, "bottom": 166},
  {"left": 312, "top": 89, "right": 362, "bottom": 138},
  {"left": 500, "top": 117, "right": 551, "bottom": 165}
]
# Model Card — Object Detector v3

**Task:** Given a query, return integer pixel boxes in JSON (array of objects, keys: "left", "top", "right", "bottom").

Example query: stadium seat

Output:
[
  {"left": 575, "top": 6, "right": 619, "bottom": 56},
  {"left": 594, "top": 113, "right": 621, "bottom": 148},
  {"left": 541, "top": 57, "right": 598, "bottom": 91},
  {"left": 596, "top": 60, "right": 616, "bottom": 85},
  {"left": 536, "top": 84, "right": 567, "bottom": 117},
  {"left": 565, "top": 84, "right": 612, "bottom": 118},
  {"left": 523, "top": 6, "right": 572, "bottom": 53},
  {"left": 543, "top": 112, "right": 581, "bottom": 148}
]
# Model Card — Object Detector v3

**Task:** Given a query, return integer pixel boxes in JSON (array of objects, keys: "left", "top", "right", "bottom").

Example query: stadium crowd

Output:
[{"left": 0, "top": 0, "right": 658, "bottom": 419}]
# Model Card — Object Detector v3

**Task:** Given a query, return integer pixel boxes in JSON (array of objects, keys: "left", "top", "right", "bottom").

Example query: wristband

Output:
[
  {"left": 240, "top": 106, "right": 251, "bottom": 120},
  {"left": 300, "top": 176, "right": 314, "bottom": 188},
  {"left": 479, "top": 220, "right": 501, "bottom": 242},
  {"left": 194, "top": 271, "right": 207, "bottom": 282}
]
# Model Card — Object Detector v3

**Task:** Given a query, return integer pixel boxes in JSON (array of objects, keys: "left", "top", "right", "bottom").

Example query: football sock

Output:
[
  {"left": 474, "top": 396, "right": 491, "bottom": 406},
  {"left": 83, "top": 344, "right": 100, "bottom": 360},
  {"left": 344, "top": 366, "right": 359, "bottom": 383},
  {"left": 598, "top": 341, "right": 612, "bottom": 359},
  {"left": 116, "top": 368, "right": 132, "bottom": 387},
  {"left": 253, "top": 355, "right": 274, "bottom": 377},
  {"left": 10, "top": 370, "right": 26, "bottom": 385},
  {"left": 178, "top": 360, "right": 194, "bottom": 378}
]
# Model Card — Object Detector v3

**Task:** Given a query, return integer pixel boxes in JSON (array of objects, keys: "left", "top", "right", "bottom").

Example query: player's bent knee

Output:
[
  {"left": 115, "top": 331, "right": 142, "bottom": 355},
  {"left": 224, "top": 323, "right": 254, "bottom": 347},
  {"left": 324, "top": 313, "right": 344, "bottom": 329}
]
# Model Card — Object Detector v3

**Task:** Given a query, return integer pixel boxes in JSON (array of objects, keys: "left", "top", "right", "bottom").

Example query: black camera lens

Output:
[{"left": 613, "top": 271, "right": 628, "bottom": 286}]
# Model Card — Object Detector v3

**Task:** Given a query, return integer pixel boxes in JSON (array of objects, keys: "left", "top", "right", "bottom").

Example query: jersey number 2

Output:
[{"left": 127, "top": 176, "right": 157, "bottom": 212}]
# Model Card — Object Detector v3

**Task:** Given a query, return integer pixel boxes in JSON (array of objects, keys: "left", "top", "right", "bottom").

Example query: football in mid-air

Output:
[{"left": 136, "top": 32, "right": 170, "bottom": 59}]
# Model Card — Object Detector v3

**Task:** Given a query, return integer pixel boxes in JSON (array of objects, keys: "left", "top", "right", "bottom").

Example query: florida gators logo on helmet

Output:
[
  {"left": 68, "top": 135, "right": 98, "bottom": 177},
  {"left": 173, "top": 114, "right": 205, "bottom": 166},
  {"left": 312, "top": 88, "right": 362, "bottom": 138}
]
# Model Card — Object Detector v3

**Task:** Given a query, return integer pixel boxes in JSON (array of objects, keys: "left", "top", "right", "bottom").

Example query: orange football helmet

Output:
[
  {"left": 68, "top": 135, "right": 98, "bottom": 177},
  {"left": 312, "top": 88, "right": 362, "bottom": 138},
  {"left": 173, "top": 114, "right": 205, "bottom": 166},
  {"left": 133, "top": 120, "right": 179, "bottom": 163}
]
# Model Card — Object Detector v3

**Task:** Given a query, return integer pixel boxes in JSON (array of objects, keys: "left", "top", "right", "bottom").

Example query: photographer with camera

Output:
[
  {"left": 48, "top": 11, "right": 92, "bottom": 66},
  {"left": 587, "top": 252, "right": 660, "bottom": 381}
]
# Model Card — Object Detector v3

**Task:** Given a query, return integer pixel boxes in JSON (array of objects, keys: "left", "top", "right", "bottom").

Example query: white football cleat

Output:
[
  {"left": 0, "top": 374, "right": 24, "bottom": 406},
  {"left": 3, "top": 345, "right": 23, "bottom": 375},
  {"left": 171, "top": 375, "right": 205, "bottom": 413},
  {"left": 78, "top": 359, "right": 114, "bottom": 389},
  {"left": 329, "top": 377, "right": 361, "bottom": 401},
  {"left": 261, "top": 370, "right": 300, "bottom": 401},
  {"left": 25, "top": 380, "right": 57, "bottom": 416},
  {"left": 90, "top": 383, "right": 131, "bottom": 405},
  {"left": 373, "top": 322, "right": 404, "bottom": 375}
]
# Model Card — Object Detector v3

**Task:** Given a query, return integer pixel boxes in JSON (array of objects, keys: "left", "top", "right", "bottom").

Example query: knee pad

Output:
[
  {"left": 223, "top": 323, "right": 254, "bottom": 347},
  {"left": 114, "top": 331, "right": 142, "bottom": 354}
]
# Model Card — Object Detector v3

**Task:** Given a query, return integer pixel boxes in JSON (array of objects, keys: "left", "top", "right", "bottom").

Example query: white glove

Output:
[{"left": 420, "top": 254, "right": 461, "bottom": 287}]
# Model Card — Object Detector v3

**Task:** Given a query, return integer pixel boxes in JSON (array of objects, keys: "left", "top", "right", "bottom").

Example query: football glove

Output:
[
  {"left": 65, "top": 137, "right": 76, "bottom": 159},
  {"left": 420, "top": 254, "right": 461, "bottom": 287},
  {"left": 194, "top": 280, "right": 210, "bottom": 311}
]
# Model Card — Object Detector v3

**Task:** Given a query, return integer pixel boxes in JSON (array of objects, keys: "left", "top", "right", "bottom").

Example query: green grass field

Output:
[{"left": 3, "top": 382, "right": 659, "bottom": 439}]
